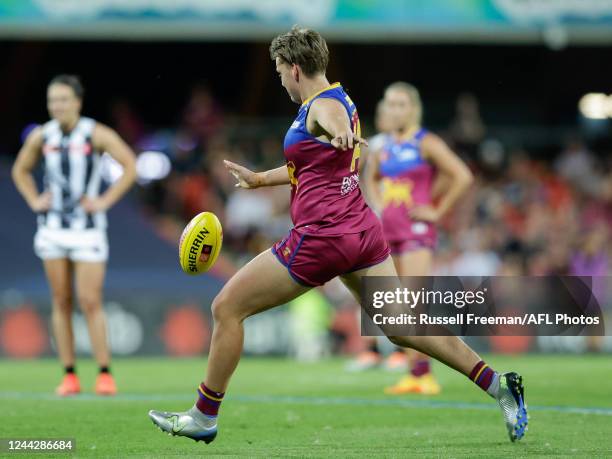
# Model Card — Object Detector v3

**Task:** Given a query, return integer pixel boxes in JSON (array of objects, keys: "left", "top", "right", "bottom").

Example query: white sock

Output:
[
  {"left": 486, "top": 372, "right": 501, "bottom": 399},
  {"left": 188, "top": 405, "right": 217, "bottom": 428}
]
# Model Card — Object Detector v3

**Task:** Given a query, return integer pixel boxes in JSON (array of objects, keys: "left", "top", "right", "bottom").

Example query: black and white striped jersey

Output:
[{"left": 40, "top": 117, "right": 106, "bottom": 230}]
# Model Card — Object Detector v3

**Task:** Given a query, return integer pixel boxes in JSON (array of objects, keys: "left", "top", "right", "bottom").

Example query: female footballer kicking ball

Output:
[
  {"left": 364, "top": 83, "right": 473, "bottom": 395},
  {"left": 149, "top": 27, "right": 527, "bottom": 443},
  {"left": 12, "top": 75, "right": 137, "bottom": 395}
]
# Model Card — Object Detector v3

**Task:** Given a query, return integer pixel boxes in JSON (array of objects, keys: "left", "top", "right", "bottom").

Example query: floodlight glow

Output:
[
  {"left": 136, "top": 151, "right": 172, "bottom": 183},
  {"left": 579, "top": 93, "right": 612, "bottom": 120}
]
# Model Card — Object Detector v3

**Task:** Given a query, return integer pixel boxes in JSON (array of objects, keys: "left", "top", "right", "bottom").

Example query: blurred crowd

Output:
[
  {"left": 110, "top": 83, "right": 611, "bottom": 320},
  {"left": 437, "top": 94, "right": 611, "bottom": 281},
  {"left": 104, "top": 84, "right": 612, "bottom": 359}
]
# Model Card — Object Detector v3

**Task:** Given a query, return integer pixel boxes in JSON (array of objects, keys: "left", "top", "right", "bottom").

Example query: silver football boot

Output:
[
  {"left": 148, "top": 408, "right": 218, "bottom": 443},
  {"left": 496, "top": 372, "right": 528, "bottom": 442}
]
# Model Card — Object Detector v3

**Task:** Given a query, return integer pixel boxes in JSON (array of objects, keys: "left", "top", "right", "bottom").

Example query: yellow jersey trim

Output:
[{"left": 301, "top": 82, "right": 341, "bottom": 107}]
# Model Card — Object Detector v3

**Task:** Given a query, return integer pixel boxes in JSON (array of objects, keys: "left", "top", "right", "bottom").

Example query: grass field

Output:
[{"left": 2, "top": 354, "right": 611, "bottom": 458}]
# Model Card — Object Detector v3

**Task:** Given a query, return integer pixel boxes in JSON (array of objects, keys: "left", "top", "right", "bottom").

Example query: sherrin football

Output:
[{"left": 179, "top": 211, "right": 223, "bottom": 275}]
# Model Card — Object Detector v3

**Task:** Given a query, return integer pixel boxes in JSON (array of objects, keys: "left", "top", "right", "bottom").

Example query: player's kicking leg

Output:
[
  {"left": 148, "top": 249, "right": 310, "bottom": 443},
  {"left": 340, "top": 256, "right": 528, "bottom": 442}
]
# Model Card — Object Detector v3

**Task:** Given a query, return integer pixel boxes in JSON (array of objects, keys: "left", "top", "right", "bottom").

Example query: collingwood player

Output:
[{"left": 12, "top": 75, "right": 137, "bottom": 396}]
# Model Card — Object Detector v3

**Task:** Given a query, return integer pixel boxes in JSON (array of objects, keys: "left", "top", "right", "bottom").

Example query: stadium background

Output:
[
  {"left": 1, "top": 0, "right": 611, "bottom": 360},
  {"left": 1, "top": 2, "right": 611, "bottom": 457}
]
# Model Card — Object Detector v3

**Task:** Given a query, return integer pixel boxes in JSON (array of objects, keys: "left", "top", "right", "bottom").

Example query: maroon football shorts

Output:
[{"left": 272, "top": 222, "right": 390, "bottom": 286}]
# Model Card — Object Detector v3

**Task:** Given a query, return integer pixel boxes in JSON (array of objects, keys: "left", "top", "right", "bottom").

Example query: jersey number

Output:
[
  {"left": 350, "top": 109, "right": 361, "bottom": 172},
  {"left": 287, "top": 161, "right": 298, "bottom": 189}
]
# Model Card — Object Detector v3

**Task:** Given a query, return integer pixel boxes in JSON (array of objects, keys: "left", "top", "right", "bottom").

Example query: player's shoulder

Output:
[
  {"left": 420, "top": 130, "right": 445, "bottom": 148},
  {"left": 415, "top": 127, "right": 431, "bottom": 140},
  {"left": 78, "top": 116, "right": 97, "bottom": 131},
  {"left": 40, "top": 119, "right": 59, "bottom": 137},
  {"left": 307, "top": 99, "right": 342, "bottom": 130},
  {"left": 309, "top": 92, "right": 351, "bottom": 119},
  {"left": 24, "top": 125, "right": 45, "bottom": 146},
  {"left": 328, "top": 84, "right": 357, "bottom": 109},
  {"left": 310, "top": 95, "right": 344, "bottom": 110},
  {"left": 91, "top": 120, "right": 117, "bottom": 140},
  {"left": 419, "top": 130, "right": 452, "bottom": 161},
  {"left": 91, "top": 120, "right": 129, "bottom": 151}
]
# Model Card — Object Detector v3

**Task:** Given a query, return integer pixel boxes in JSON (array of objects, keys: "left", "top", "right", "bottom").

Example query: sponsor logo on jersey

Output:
[
  {"left": 397, "top": 148, "right": 418, "bottom": 162},
  {"left": 341, "top": 173, "right": 360, "bottom": 196}
]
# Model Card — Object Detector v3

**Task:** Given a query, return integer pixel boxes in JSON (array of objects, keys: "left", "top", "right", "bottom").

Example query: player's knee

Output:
[
  {"left": 77, "top": 294, "right": 101, "bottom": 315},
  {"left": 52, "top": 294, "right": 73, "bottom": 313},
  {"left": 211, "top": 290, "right": 243, "bottom": 324},
  {"left": 211, "top": 291, "right": 232, "bottom": 323}
]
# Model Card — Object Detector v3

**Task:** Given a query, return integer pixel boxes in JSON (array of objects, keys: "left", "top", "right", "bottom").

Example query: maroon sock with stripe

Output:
[
  {"left": 469, "top": 360, "right": 498, "bottom": 395},
  {"left": 195, "top": 383, "right": 224, "bottom": 417}
]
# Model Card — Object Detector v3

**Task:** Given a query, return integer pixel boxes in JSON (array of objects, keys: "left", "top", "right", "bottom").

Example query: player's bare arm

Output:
[
  {"left": 363, "top": 148, "right": 384, "bottom": 213},
  {"left": 224, "top": 160, "right": 290, "bottom": 188},
  {"left": 11, "top": 126, "right": 51, "bottom": 212},
  {"left": 82, "top": 123, "right": 137, "bottom": 213},
  {"left": 307, "top": 97, "right": 368, "bottom": 150},
  {"left": 411, "top": 133, "right": 473, "bottom": 223}
]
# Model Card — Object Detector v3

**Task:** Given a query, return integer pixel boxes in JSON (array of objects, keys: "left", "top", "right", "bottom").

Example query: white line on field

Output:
[{"left": 1, "top": 392, "right": 611, "bottom": 416}]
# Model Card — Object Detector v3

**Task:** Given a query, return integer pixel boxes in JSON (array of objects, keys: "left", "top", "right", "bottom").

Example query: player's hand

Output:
[
  {"left": 331, "top": 131, "right": 368, "bottom": 151},
  {"left": 409, "top": 205, "right": 440, "bottom": 223},
  {"left": 223, "top": 160, "right": 261, "bottom": 189},
  {"left": 81, "top": 196, "right": 110, "bottom": 213},
  {"left": 30, "top": 191, "right": 52, "bottom": 212}
]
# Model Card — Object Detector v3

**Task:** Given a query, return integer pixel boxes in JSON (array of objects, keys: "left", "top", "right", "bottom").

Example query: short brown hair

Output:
[
  {"left": 49, "top": 74, "right": 84, "bottom": 100},
  {"left": 269, "top": 26, "right": 329, "bottom": 77}
]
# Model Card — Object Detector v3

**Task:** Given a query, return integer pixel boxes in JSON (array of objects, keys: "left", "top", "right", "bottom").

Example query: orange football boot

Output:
[
  {"left": 56, "top": 373, "right": 81, "bottom": 396},
  {"left": 385, "top": 373, "right": 441, "bottom": 395},
  {"left": 95, "top": 373, "right": 117, "bottom": 396}
]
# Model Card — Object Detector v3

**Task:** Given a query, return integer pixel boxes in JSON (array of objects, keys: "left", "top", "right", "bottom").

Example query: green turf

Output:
[{"left": 1, "top": 355, "right": 611, "bottom": 458}]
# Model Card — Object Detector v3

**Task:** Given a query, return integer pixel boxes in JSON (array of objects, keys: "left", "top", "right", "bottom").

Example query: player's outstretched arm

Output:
[
  {"left": 83, "top": 123, "right": 137, "bottom": 213},
  {"left": 307, "top": 98, "right": 368, "bottom": 150},
  {"left": 224, "top": 160, "right": 290, "bottom": 188},
  {"left": 12, "top": 127, "right": 51, "bottom": 212}
]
